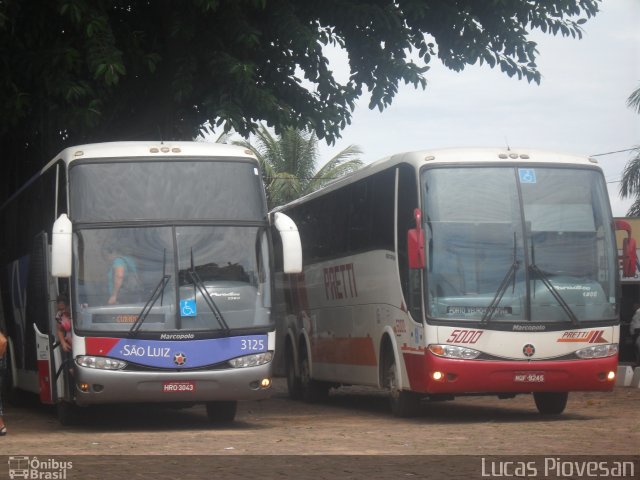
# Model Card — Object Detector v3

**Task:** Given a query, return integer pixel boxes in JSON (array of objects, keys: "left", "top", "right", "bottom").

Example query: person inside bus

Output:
[
  {"left": 55, "top": 295, "right": 74, "bottom": 387},
  {"left": 103, "top": 245, "right": 140, "bottom": 304},
  {"left": 55, "top": 295, "right": 72, "bottom": 353}
]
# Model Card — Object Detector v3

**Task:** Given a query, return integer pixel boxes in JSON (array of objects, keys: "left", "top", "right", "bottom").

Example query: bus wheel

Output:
[
  {"left": 533, "top": 392, "right": 568, "bottom": 415},
  {"left": 285, "top": 343, "right": 302, "bottom": 400},
  {"left": 56, "top": 401, "right": 79, "bottom": 426},
  {"left": 386, "top": 357, "right": 420, "bottom": 418},
  {"left": 299, "top": 349, "right": 329, "bottom": 403},
  {"left": 206, "top": 400, "right": 237, "bottom": 424}
]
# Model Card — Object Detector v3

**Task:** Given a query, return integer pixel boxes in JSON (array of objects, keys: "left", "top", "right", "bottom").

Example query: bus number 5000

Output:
[{"left": 446, "top": 329, "right": 483, "bottom": 344}]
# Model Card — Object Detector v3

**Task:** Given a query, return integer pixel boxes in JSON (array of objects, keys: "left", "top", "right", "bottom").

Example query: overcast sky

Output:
[{"left": 316, "top": 0, "right": 640, "bottom": 217}]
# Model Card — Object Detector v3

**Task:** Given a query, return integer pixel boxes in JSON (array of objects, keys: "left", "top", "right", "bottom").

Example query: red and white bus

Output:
[
  {"left": 274, "top": 147, "right": 619, "bottom": 416},
  {"left": 0, "top": 141, "right": 301, "bottom": 424}
]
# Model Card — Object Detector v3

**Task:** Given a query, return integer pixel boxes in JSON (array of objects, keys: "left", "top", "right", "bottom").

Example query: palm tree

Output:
[
  {"left": 619, "top": 84, "right": 640, "bottom": 215},
  {"left": 237, "top": 124, "right": 363, "bottom": 209}
]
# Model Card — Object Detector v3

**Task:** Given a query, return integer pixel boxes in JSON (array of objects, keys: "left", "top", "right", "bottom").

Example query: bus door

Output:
[
  {"left": 27, "top": 232, "right": 61, "bottom": 404},
  {"left": 36, "top": 321, "right": 69, "bottom": 405},
  {"left": 33, "top": 323, "right": 54, "bottom": 404}
]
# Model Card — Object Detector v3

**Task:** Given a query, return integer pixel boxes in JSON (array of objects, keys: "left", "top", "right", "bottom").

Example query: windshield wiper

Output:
[
  {"left": 129, "top": 274, "right": 171, "bottom": 336},
  {"left": 130, "top": 249, "right": 170, "bottom": 336},
  {"left": 528, "top": 266, "right": 579, "bottom": 325},
  {"left": 529, "top": 240, "right": 579, "bottom": 325},
  {"left": 188, "top": 249, "right": 230, "bottom": 332},
  {"left": 481, "top": 233, "right": 519, "bottom": 324}
]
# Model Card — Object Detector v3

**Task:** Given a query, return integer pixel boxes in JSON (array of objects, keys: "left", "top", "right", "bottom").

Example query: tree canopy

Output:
[
  {"left": 236, "top": 125, "right": 363, "bottom": 208},
  {"left": 618, "top": 84, "right": 640, "bottom": 216},
  {"left": 0, "top": 0, "right": 600, "bottom": 200}
]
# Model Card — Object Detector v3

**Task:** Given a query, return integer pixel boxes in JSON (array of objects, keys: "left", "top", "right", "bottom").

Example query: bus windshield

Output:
[
  {"left": 69, "top": 159, "right": 266, "bottom": 222},
  {"left": 423, "top": 166, "right": 617, "bottom": 324},
  {"left": 74, "top": 225, "right": 272, "bottom": 334}
]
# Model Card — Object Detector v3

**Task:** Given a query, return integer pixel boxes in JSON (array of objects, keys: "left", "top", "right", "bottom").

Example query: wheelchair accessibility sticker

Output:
[
  {"left": 518, "top": 168, "right": 536, "bottom": 184},
  {"left": 180, "top": 299, "right": 197, "bottom": 317}
]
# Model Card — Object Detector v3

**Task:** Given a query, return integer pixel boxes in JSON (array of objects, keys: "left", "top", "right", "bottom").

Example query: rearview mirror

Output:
[
  {"left": 273, "top": 212, "right": 302, "bottom": 274},
  {"left": 51, "top": 214, "right": 72, "bottom": 277}
]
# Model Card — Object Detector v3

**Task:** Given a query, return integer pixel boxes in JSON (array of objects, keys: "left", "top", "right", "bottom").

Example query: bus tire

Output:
[
  {"left": 385, "top": 355, "right": 420, "bottom": 418},
  {"left": 56, "top": 401, "right": 79, "bottom": 426},
  {"left": 299, "top": 348, "right": 329, "bottom": 403},
  {"left": 285, "top": 341, "right": 303, "bottom": 400},
  {"left": 206, "top": 400, "right": 237, "bottom": 424},
  {"left": 533, "top": 392, "right": 568, "bottom": 415}
]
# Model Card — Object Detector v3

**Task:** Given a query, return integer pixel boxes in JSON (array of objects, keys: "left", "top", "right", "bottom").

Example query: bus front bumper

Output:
[
  {"left": 73, "top": 363, "right": 273, "bottom": 406},
  {"left": 403, "top": 352, "right": 618, "bottom": 395}
]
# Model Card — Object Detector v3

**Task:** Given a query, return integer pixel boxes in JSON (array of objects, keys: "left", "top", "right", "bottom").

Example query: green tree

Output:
[
  {"left": 619, "top": 84, "right": 640, "bottom": 216},
  {"left": 0, "top": 0, "right": 600, "bottom": 200},
  {"left": 237, "top": 125, "right": 362, "bottom": 208}
]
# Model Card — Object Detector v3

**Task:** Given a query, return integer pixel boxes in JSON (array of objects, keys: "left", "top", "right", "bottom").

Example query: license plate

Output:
[
  {"left": 162, "top": 381, "right": 196, "bottom": 393},
  {"left": 514, "top": 372, "right": 545, "bottom": 383}
]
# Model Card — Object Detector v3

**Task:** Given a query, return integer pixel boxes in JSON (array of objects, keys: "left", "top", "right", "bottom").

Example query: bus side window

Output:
[{"left": 397, "top": 164, "right": 422, "bottom": 321}]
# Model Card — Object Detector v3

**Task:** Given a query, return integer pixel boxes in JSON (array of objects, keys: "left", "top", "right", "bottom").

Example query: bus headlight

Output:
[
  {"left": 428, "top": 344, "right": 481, "bottom": 360},
  {"left": 228, "top": 351, "right": 273, "bottom": 368},
  {"left": 76, "top": 356, "right": 127, "bottom": 370},
  {"left": 575, "top": 344, "right": 618, "bottom": 359}
]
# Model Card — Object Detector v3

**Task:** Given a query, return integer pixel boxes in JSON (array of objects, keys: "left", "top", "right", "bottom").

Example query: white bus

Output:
[
  {"left": 274, "top": 147, "right": 619, "bottom": 416},
  {"left": 0, "top": 141, "right": 301, "bottom": 424}
]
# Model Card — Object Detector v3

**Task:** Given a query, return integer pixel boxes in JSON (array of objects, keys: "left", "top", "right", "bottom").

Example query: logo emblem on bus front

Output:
[
  {"left": 174, "top": 352, "right": 187, "bottom": 366},
  {"left": 523, "top": 344, "right": 535, "bottom": 357}
]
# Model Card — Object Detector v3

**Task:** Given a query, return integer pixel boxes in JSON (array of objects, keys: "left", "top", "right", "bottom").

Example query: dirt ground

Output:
[{"left": 0, "top": 379, "right": 638, "bottom": 478}]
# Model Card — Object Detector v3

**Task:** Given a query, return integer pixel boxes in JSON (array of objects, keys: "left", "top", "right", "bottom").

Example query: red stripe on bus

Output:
[
  {"left": 85, "top": 337, "right": 121, "bottom": 355},
  {"left": 402, "top": 351, "right": 430, "bottom": 392},
  {"left": 311, "top": 337, "right": 377, "bottom": 366}
]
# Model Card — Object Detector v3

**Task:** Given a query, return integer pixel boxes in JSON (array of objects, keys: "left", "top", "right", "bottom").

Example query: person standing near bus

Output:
[{"left": 104, "top": 245, "right": 139, "bottom": 305}]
